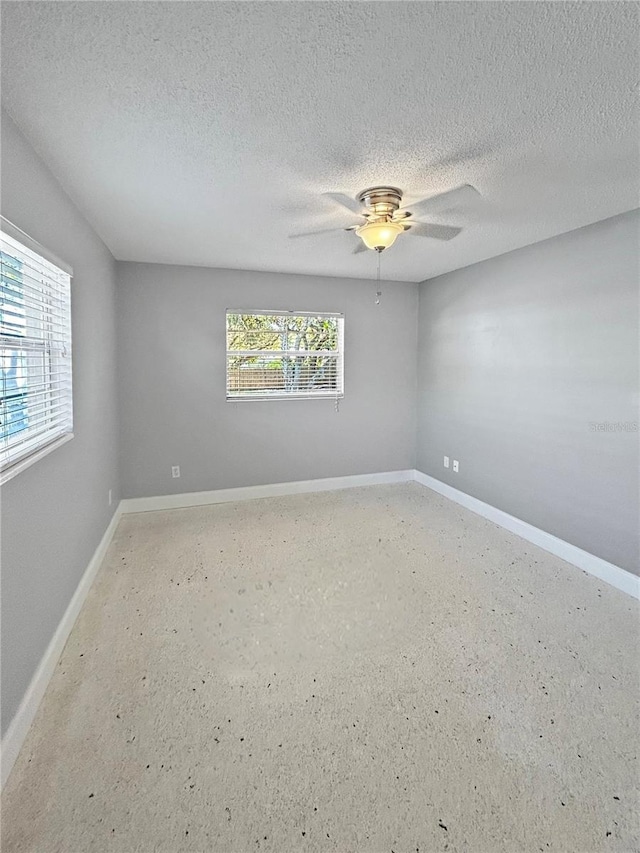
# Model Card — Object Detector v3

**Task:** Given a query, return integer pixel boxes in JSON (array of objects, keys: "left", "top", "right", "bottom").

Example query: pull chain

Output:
[{"left": 375, "top": 249, "right": 382, "bottom": 304}]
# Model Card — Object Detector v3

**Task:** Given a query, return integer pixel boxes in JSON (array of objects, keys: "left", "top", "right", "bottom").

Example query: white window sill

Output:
[
  {"left": 0, "top": 432, "right": 74, "bottom": 486},
  {"left": 227, "top": 394, "right": 345, "bottom": 402}
]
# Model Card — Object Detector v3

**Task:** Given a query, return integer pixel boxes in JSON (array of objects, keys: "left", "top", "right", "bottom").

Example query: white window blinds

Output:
[
  {"left": 0, "top": 228, "right": 73, "bottom": 481},
  {"left": 226, "top": 311, "right": 344, "bottom": 400}
]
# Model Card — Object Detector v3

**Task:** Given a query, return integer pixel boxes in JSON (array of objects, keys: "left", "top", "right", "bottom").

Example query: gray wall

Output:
[
  {"left": 417, "top": 210, "right": 640, "bottom": 574},
  {"left": 1, "top": 111, "right": 120, "bottom": 734},
  {"left": 116, "top": 263, "right": 418, "bottom": 498}
]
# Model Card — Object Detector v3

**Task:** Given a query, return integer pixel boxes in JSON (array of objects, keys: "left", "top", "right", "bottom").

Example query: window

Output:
[
  {"left": 0, "top": 225, "right": 73, "bottom": 483},
  {"left": 226, "top": 311, "right": 344, "bottom": 400}
]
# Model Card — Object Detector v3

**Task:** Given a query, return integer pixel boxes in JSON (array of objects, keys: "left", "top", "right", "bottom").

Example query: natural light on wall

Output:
[
  {"left": 0, "top": 225, "right": 73, "bottom": 483},
  {"left": 226, "top": 311, "right": 344, "bottom": 400}
]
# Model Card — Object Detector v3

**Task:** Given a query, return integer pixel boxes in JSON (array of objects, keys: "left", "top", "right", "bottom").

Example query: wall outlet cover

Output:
[
  {"left": 453, "top": 460, "right": 459, "bottom": 472},
  {"left": 171, "top": 466, "right": 180, "bottom": 478},
  {"left": 444, "top": 456, "right": 450, "bottom": 468}
]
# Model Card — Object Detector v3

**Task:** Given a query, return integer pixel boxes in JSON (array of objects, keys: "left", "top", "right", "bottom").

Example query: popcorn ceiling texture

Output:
[
  {"left": 1, "top": 2, "right": 638, "bottom": 282},
  {"left": 3, "top": 484, "right": 638, "bottom": 852}
]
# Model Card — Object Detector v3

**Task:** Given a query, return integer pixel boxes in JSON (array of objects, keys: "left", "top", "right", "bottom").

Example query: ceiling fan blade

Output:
[
  {"left": 289, "top": 226, "right": 352, "bottom": 239},
  {"left": 322, "top": 192, "right": 365, "bottom": 215},
  {"left": 407, "top": 222, "right": 463, "bottom": 241},
  {"left": 352, "top": 241, "right": 368, "bottom": 254},
  {"left": 400, "top": 184, "right": 480, "bottom": 217}
]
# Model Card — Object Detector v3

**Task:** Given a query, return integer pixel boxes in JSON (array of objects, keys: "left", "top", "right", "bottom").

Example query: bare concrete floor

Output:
[{"left": 2, "top": 483, "right": 639, "bottom": 853}]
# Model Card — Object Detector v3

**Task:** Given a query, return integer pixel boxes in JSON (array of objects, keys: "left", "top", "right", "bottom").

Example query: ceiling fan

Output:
[{"left": 290, "top": 184, "right": 480, "bottom": 253}]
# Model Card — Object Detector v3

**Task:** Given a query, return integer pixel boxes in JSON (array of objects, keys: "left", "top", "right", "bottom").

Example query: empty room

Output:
[{"left": 1, "top": 2, "right": 638, "bottom": 852}]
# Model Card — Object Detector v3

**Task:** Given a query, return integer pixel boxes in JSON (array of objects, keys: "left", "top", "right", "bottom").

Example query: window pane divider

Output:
[{"left": 229, "top": 349, "right": 339, "bottom": 358}]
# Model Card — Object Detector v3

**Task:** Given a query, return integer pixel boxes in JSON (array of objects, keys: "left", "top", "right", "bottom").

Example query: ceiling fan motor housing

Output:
[{"left": 357, "top": 186, "right": 403, "bottom": 218}]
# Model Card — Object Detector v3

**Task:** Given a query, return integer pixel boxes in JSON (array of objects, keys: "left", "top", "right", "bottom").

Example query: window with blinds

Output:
[
  {"left": 0, "top": 227, "right": 73, "bottom": 482},
  {"left": 226, "top": 311, "right": 344, "bottom": 400}
]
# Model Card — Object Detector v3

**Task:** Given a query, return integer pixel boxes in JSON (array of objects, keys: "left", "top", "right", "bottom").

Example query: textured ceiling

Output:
[{"left": 1, "top": 1, "right": 638, "bottom": 282}]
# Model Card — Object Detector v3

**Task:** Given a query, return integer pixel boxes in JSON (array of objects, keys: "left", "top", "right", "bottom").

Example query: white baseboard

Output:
[
  {"left": 2, "top": 469, "right": 413, "bottom": 787},
  {"left": 1, "top": 504, "right": 123, "bottom": 789},
  {"left": 119, "top": 469, "right": 415, "bottom": 514},
  {"left": 4, "top": 467, "right": 636, "bottom": 790},
  {"left": 120, "top": 468, "right": 638, "bottom": 598},
  {"left": 412, "top": 470, "right": 639, "bottom": 600}
]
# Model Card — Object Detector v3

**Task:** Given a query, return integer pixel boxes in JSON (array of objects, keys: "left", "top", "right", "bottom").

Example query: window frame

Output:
[
  {"left": 0, "top": 218, "right": 73, "bottom": 485},
  {"left": 225, "top": 309, "right": 345, "bottom": 402}
]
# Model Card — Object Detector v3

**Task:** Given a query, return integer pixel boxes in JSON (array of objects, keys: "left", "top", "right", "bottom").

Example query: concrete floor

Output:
[{"left": 2, "top": 483, "right": 639, "bottom": 853}]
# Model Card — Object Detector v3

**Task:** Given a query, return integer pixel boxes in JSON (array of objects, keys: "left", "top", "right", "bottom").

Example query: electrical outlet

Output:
[
  {"left": 443, "top": 456, "right": 450, "bottom": 468},
  {"left": 171, "top": 466, "right": 181, "bottom": 478},
  {"left": 108, "top": 489, "right": 112, "bottom": 506},
  {"left": 453, "top": 460, "right": 459, "bottom": 473}
]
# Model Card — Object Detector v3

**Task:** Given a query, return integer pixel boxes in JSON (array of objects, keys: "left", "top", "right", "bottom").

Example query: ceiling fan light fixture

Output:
[{"left": 355, "top": 220, "right": 404, "bottom": 251}]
